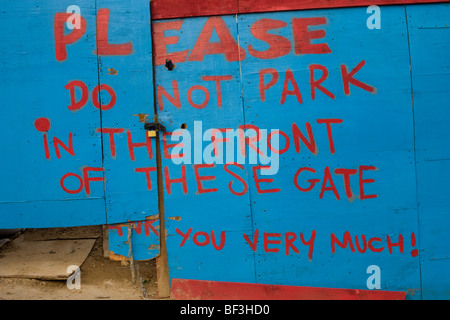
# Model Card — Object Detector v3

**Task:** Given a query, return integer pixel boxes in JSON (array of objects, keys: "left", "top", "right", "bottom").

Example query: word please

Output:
[{"left": 153, "top": 16, "right": 333, "bottom": 65}]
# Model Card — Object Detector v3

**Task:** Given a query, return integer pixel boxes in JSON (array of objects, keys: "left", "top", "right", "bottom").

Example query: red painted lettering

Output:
[
  {"left": 224, "top": 163, "right": 248, "bottom": 196},
  {"left": 334, "top": 168, "right": 357, "bottom": 199},
  {"left": 280, "top": 69, "right": 302, "bottom": 105},
  {"left": 54, "top": 13, "right": 87, "bottom": 61},
  {"left": 316, "top": 118, "right": 343, "bottom": 154},
  {"left": 341, "top": 60, "right": 376, "bottom": 95},
  {"left": 212, "top": 128, "right": 231, "bottom": 157},
  {"left": 194, "top": 164, "right": 218, "bottom": 194},
  {"left": 387, "top": 234, "right": 404, "bottom": 254},
  {"left": 319, "top": 166, "right": 340, "bottom": 200},
  {"left": 60, "top": 172, "right": 83, "bottom": 194},
  {"left": 264, "top": 232, "right": 282, "bottom": 253},
  {"left": 201, "top": 75, "right": 233, "bottom": 108},
  {"left": 267, "top": 130, "right": 290, "bottom": 155},
  {"left": 331, "top": 231, "right": 355, "bottom": 253},
  {"left": 243, "top": 229, "right": 259, "bottom": 252},
  {"left": 292, "top": 122, "right": 316, "bottom": 154},
  {"left": 127, "top": 129, "right": 153, "bottom": 161},
  {"left": 187, "top": 85, "right": 210, "bottom": 109},
  {"left": 368, "top": 237, "right": 384, "bottom": 253},
  {"left": 253, "top": 165, "right": 281, "bottom": 194},
  {"left": 144, "top": 219, "right": 159, "bottom": 237},
  {"left": 135, "top": 167, "right": 157, "bottom": 191},
  {"left": 248, "top": 19, "right": 291, "bottom": 59},
  {"left": 285, "top": 232, "right": 299, "bottom": 256},
  {"left": 176, "top": 228, "right": 192, "bottom": 247},
  {"left": 152, "top": 20, "right": 189, "bottom": 66},
  {"left": 354, "top": 235, "right": 368, "bottom": 253},
  {"left": 293, "top": 167, "right": 320, "bottom": 192},
  {"left": 259, "top": 68, "right": 279, "bottom": 102},
  {"left": 292, "top": 17, "right": 331, "bottom": 55},
  {"left": 163, "top": 132, "right": 184, "bottom": 159},
  {"left": 92, "top": 84, "right": 117, "bottom": 111},
  {"left": 359, "top": 165, "right": 378, "bottom": 200},
  {"left": 193, "top": 231, "right": 210, "bottom": 246},
  {"left": 65, "top": 80, "right": 89, "bottom": 111},
  {"left": 82, "top": 167, "right": 104, "bottom": 196},
  {"left": 310, "top": 64, "right": 335, "bottom": 100},
  {"left": 95, "top": 8, "right": 133, "bottom": 56},
  {"left": 300, "top": 230, "right": 316, "bottom": 261},
  {"left": 157, "top": 80, "right": 181, "bottom": 111},
  {"left": 164, "top": 165, "right": 188, "bottom": 195},
  {"left": 211, "top": 231, "right": 226, "bottom": 250},
  {"left": 53, "top": 133, "right": 75, "bottom": 159},
  {"left": 96, "top": 128, "right": 124, "bottom": 157}
]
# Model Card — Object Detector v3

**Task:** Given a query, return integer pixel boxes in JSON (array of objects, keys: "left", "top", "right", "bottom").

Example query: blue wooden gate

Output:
[
  {"left": 153, "top": 2, "right": 450, "bottom": 300},
  {"left": 0, "top": 0, "right": 449, "bottom": 300}
]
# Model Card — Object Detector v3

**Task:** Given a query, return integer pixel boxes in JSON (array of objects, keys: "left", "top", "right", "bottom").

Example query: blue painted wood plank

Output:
[
  {"left": 0, "top": 0, "right": 106, "bottom": 228},
  {"left": 96, "top": 0, "right": 159, "bottom": 225},
  {"left": 407, "top": 2, "right": 450, "bottom": 300},
  {"left": 108, "top": 219, "right": 160, "bottom": 261},
  {"left": 152, "top": 15, "right": 256, "bottom": 283},
  {"left": 0, "top": 0, "right": 448, "bottom": 300},
  {"left": 93, "top": 0, "right": 160, "bottom": 260}
]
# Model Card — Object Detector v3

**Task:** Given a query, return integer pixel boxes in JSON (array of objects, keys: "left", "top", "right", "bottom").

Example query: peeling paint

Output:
[
  {"left": 108, "top": 68, "right": 118, "bottom": 75},
  {"left": 133, "top": 113, "right": 150, "bottom": 123}
]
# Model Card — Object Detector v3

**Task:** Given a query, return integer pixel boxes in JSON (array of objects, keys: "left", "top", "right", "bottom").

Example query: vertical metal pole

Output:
[{"left": 154, "top": 130, "right": 170, "bottom": 298}]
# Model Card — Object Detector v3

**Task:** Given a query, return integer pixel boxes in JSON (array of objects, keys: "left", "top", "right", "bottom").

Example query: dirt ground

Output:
[{"left": 0, "top": 226, "right": 160, "bottom": 300}]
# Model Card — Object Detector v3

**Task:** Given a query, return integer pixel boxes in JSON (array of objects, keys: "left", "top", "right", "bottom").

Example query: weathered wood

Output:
[
  {"left": 153, "top": 14, "right": 256, "bottom": 287},
  {"left": 102, "top": 225, "right": 109, "bottom": 258},
  {"left": 96, "top": 0, "right": 159, "bottom": 225},
  {"left": 237, "top": 5, "right": 419, "bottom": 295},
  {"left": 406, "top": 3, "right": 450, "bottom": 300},
  {"left": 151, "top": 0, "right": 450, "bottom": 19},
  {"left": 0, "top": 236, "right": 95, "bottom": 280},
  {"left": 0, "top": 0, "right": 449, "bottom": 301},
  {"left": 1, "top": 0, "right": 159, "bottom": 229},
  {"left": 0, "top": 1, "right": 106, "bottom": 228},
  {"left": 107, "top": 219, "right": 160, "bottom": 261},
  {"left": 136, "top": 263, "right": 149, "bottom": 300}
]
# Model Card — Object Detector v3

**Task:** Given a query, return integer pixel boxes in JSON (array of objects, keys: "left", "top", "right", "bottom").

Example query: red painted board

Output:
[
  {"left": 151, "top": 0, "right": 238, "bottom": 20},
  {"left": 171, "top": 279, "right": 406, "bottom": 300},
  {"left": 151, "top": 0, "right": 450, "bottom": 19}
]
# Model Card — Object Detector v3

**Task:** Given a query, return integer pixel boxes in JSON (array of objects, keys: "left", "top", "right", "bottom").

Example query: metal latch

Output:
[{"left": 144, "top": 122, "right": 166, "bottom": 137}]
